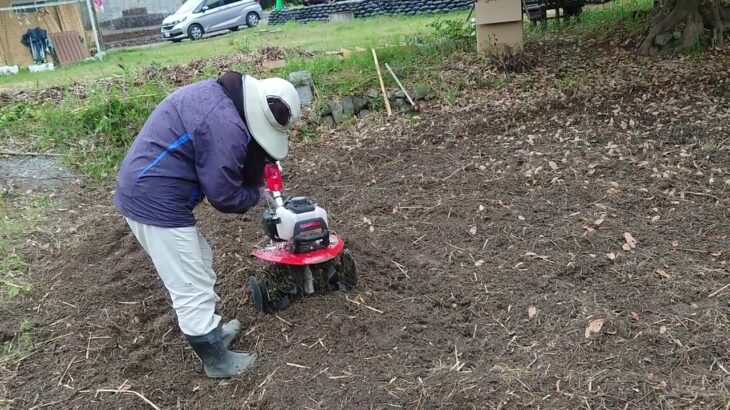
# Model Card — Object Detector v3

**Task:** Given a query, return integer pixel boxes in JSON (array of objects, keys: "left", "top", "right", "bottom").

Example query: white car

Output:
[{"left": 161, "top": 0, "right": 263, "bottom": 42}]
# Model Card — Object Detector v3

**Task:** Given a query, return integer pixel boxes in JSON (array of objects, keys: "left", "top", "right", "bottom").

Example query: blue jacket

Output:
[{"left": 113, "top": 79, "right": 260, "bottom": 228}]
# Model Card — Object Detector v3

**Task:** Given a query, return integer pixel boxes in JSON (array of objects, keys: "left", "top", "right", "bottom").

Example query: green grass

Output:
[
  {"left": 280, "top": 43, "right": 449, "bottom": 99},
  {"left": 1, "top": 319, "right": 33, "bottom": 366},
  {"left": 0, "top": 196, "right": 53, "bottom": 307},
  {"left": 1, "top": 41, "right": 473, "bottom": 179},
  {"left": 0, "top": 12, "right": 476, "bottom": 181},
  {"left": 0, "top": 199, "right": 27, "bottom": 304},
  {"left": 0, "top": 12, "right": 466, "bottom": 90},
  {"left": 0, "top": 2, "right": 656, "bottom": 181},
  {"left": 525, "top": 0, "right": 653, "bottom": 38}
]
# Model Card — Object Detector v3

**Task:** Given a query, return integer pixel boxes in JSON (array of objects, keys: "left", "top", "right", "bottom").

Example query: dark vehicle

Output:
[{"left": 523, "top": 0, "right": 586, "bottom": 23}]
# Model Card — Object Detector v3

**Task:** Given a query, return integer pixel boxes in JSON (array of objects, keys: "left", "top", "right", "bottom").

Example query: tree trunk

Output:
[{"left": 639, "top": 0, "right": 729, "bottom": 55}]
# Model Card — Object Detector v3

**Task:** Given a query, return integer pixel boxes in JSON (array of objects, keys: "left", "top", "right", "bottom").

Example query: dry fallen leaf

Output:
[
  {"left": 607, "top": 252, "right": 617, "bottom": 260},
  {"left": 655, "top": 269, "right": 670, "bottom": 279},
  {"left": 629, "top": 311, "right": 640, "bottom": 321},
  {"left": 622, "top": 243, "right": 632, "bottom": 251},
  {"left": 548, "top": 161, "right": 558, "bottom": 170},
  {"left": 594, "top": 217, "right": 605, "bottom": 226},
  {"left": 651, "top": 215, "right": 661, "bottom": 222},
  {"left": 659, "top": 325, "right": 667, "bottom": 334},
  {"left": 475, "top": 259, "right": 485, "bottom": 267},
  {"left": 478, "top": 204, "right": 485, "bottom": 212},
  {"left": 624, "top": 232, "right": 637, "bottom": 249},
  {"left": 261, "top": 59, "right": 286, "bottom": 71},
  {"left": 468, "top": 226, "right": 477, "bottom": 236},
  {"left": 585, "top": 318, "right": 605, "bottom": 338},
  {"left": 517, "top": 215, "right": 525, "bottom": 221},
  {"left": 368, "top": 226, "right": 375, "bottom": 232},
  {"left": 528, "top": 306, "right": 538, "bottom": 319}
]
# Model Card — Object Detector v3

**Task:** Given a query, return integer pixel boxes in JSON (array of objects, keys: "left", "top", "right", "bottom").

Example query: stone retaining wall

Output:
[{"left": 269, "top": 0, "right": 473, "bottom": 25}]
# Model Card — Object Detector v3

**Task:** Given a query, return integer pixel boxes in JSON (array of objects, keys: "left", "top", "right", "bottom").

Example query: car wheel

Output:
[
  {"left": 246, "top": 12, "right": 259, "bottom": 27},
  {"left": 188, "top": 24, "right": 204, "bottom": 40},
  {"left": 230, "top": 26, "right": 240, "bottom": 31}
]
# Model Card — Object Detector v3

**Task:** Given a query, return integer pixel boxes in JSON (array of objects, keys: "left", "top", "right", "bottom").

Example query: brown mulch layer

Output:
[{"left": 0, "top": 46, "right": 313, "bottom": 108}]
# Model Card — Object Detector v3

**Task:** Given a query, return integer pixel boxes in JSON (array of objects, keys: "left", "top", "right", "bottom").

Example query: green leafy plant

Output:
[{"left": 429, "top": 18, "right": 473, "bottom": 43}]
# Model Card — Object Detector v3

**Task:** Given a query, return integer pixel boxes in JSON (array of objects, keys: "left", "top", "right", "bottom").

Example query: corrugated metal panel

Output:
[{"left": 49, "top": 31, "right": 89, "bottom": 64}]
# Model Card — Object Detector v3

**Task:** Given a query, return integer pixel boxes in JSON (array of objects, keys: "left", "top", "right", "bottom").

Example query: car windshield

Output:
[{"left": 175, "top": 0, "right": 202, "bottom": 14}]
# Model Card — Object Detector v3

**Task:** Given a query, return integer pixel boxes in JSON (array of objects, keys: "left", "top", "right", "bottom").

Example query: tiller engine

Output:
[{"left": 248, "top": 162, "right": 357, "bottom": 312}]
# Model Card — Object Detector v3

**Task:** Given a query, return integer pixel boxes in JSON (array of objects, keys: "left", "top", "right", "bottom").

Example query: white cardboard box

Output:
[
  {"left": 0, "top": 65, "right": 19, "bottom": 75},
  {"left": 29, "top": 63, "right": 55, "bottom": 73},
  {"left": 475, "top": 0, "right": 524, "bottom": 52},
  {"left": 477, "top": 21, "right": 524, "bottom": 51},
  {"left": 476, "top": 0, "right": 523, "bottom": 25}
]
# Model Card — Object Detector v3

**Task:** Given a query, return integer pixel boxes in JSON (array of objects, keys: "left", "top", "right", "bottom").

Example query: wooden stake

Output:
[
  {"left": 465, "top": 0, "right": 476, "bottom": 23},
  {"left": 371, "top": 48, "right": 392, "bottom": 116},
  {"left": 384, "top": 63, "right": 416, "bottom": 109}
]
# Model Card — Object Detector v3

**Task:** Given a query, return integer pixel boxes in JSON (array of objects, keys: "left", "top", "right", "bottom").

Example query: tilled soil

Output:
[{"left": 1, "top": 38, "right": 729, "bottom": 409}]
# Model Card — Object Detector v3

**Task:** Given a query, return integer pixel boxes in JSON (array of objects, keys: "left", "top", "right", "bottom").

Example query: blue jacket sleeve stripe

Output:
[{"left": 136, "top": 133, "right": 192, "bottom": 181}]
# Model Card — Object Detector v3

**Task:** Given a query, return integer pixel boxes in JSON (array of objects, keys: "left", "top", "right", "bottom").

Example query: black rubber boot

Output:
[
  {"left": 221, "top": 319, "right": 241, "bottom": 349},
  {"left": 187, "top": 325, "right": 256, "bottom": 378}
]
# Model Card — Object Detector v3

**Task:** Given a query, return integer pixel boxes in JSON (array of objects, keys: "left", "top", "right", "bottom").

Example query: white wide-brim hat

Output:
[{"left": 243, "top": 75, "right": 301, "bottom": 160}]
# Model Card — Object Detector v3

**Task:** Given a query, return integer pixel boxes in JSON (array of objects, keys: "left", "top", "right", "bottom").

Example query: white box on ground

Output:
[
  {"left": 0, "top": 65, "right": 19, "bottom": 75},
  {"left": 475, "top": 0, "right": 524, "bottom": 51},
  {"left": 29, "top": 63, "right": 55, "bottom": 73}
]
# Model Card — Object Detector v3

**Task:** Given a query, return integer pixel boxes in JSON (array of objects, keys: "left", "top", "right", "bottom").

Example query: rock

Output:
[
  {"left": 296, "top": 85, "right": 313, "bottom": 105},
  {"left": 412, "top": 85, "right": 432, "bottom": 101},
  {"left": 394, "top": 98, "right": 407, "bottom": 108},
  {"left": 288, "top": 70, "right": 314, "bottom": 105},
  {"left": 328, "top": 100, "right": 345, "bottom": 123},
  {"left": 341, "top": 96, "right": 355, "bottom": 118},
  {"left": 394, "top": 90, "right": 406, "bottom": 99},
  {"left": 367, "top": 89, "right": 380, "bottom": 99},
  {"left": 287, "top": 70, "right": 312, "bottom": 87},
  {"left": 358, "top": 109, "right": 371, "bottom": 118},
  {"left": 654, "top": 33, "right": 673, "bottom": 47},
  {"left": 322, "top": 115, "right": 335, "bottom": 127},
  {"left": 269, "top": 0, "right": 473, "bottom": 25},
  {"left": 353, "top": 96, "right": 368, "bottom": 114},
  {"left": 672, "top": 31, "right": 682, "bottom": 40}
]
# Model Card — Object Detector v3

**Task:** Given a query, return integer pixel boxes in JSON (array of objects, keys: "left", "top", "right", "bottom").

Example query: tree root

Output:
[{"left": 639, "top": 0, "right": 730, "bottom": 55}]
